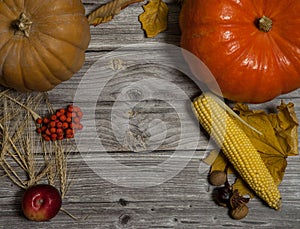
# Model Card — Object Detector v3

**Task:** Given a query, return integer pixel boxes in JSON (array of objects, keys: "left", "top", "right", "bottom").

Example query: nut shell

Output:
[
  {"left": 209, "top": 170, "right": 227, "bottom": 186},
  {"left": 230, "top": 204, "right": 249, "bottom": 220}
]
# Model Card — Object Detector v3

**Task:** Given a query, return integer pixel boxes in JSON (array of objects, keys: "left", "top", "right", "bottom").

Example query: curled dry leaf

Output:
[
  {"left": 234, "top": 101, "right": 299, "bottom": 186},
  {"left": 88, "top": 0, "right": 143, "bottom": 26},
  {"left": 229, "top": 190, "right": 250, "bottom": 220},
  {"left": 203, "top": 149, "right": 234, "bottom": 175},
  {"left": 139, "top": 0, "right": 169, "bottom": 38},
  {"left": 204, "top": 101, "right": 299, "bottom": 199},
  {"left": 204, "top": 149, "right": 255, "bottom": 198},
  {"left": 230, "top": 189, "right": 249, "bottom": 209}
]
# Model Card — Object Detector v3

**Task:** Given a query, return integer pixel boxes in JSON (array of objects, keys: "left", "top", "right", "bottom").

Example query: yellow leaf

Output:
[
  {"left": 233, "top": 101, "right": 298, "bottom": 185},
  {"left": 139, "top": 0, "right": 169, "bottom": 38},
  {"left": 232, "top": 178, "right": 254, "bottom": 198},
  {"left": 206, "top": 101, "right": 299, "bottom": 199},
  {"left": 203, "top": 150, "right": 234, "bottom": 174},
  {"left": 269, "top": 101, "right": 299, "bottom": 156}
]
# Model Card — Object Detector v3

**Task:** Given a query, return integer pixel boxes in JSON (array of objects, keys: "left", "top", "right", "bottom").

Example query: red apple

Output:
[{"left": 22, "top": 184, "right": 62, "bottom": 221}]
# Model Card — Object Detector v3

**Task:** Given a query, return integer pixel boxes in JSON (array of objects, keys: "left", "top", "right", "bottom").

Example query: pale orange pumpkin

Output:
[{"left": 0, "top": 0, "right": 90, "bottom": 92}]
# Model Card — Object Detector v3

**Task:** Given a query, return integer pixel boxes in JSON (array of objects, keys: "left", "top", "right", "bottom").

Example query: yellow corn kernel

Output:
[{"left": 192, "top": 93, "right": 281, "bottom": 210}]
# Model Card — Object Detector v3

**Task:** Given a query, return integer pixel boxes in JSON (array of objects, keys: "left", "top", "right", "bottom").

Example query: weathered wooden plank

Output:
[
  {"left": 49, "top": 47, "right": 300, "bottom": 105},
  {"left": 2, "top": 96, "right": 300, "bottom": 153},
  {"left": 0, "top": 153, "right": 299, "bottom": 228},
  {"left": 84, "top": 1, "right": 181, "bottom": 51},
  {"left": 1, "top": 1, "right": 300, "bottom": 228}
]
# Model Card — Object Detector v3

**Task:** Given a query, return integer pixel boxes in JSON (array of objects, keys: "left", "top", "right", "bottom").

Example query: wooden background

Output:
[{"left": 1, "top": 0, "right": 300, "bottom": 228}]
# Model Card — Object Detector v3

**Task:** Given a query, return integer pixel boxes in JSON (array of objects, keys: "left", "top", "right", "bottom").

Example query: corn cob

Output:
[{"left": 192, "top": 93, "right": 281, "bottom": 210}]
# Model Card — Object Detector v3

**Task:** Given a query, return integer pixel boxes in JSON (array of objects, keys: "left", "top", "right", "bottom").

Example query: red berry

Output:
[
  {"left": 62, "top": 122, "right": 69, "bottom": 129},
  {"left": 55, "top": 111, "right": 61, "bottom": 117},
  {"left": 51, "top": 134, "right": 57, "bottom": 140},
  {"left": 73, "top": 106, "right": 81, "bottom": 112},
  {"left": 66, "top": 117, "right": 72, "bottom": 123},
  {"left": 36, "top": 118, "right": 43, "bottom": 124},
  {"left": 66, "top": 134, "right": 74, "bottom": 139},
  {"left": 76, "top": 111, "right": 83, "bottom": 119},
  {"left": 57, "top": 135, "right": 64, "bottom": 140},
  {"left": 59, "top": 115, "right": 66, "bottom": 122},
  {"left": 67, "top": 105, "right": 74, "bottom": 112},
  {"left": 77, "top": 124, "right": 83, "bottom": 130},
  {"left": 73, "top": 117, "right": 80, "bottom": 124},
  {"left": 49, "top": 121, "right": 56, "bottom": 128},
  {"left": 66, "top": 112, "right": 72, "bottom": 118},
  {"left": 50, "top": 128, "right": 56, "bottom": 134},
  {"left": 41, "top": 126, "right": 47, "bottom": 132},
  {"left": 36, "top": 128, "right": 42, "bottom": 134},
  {"left": 56, "top": 122, "right": 63, "bottom": 128},
  {"left": 44, "top": 136, "right": 51, "bottom": 141},
  {"left": 56, "top": 128, "right": 63, "bottom": 135},
  {"left": 45, "top": 129, "right": 51, "bottom": 136},
  {"left": 69, "top": 123, "right": 74, "bottom": 129},
  {"left": 43, "top": 117, "right": 50, "bottom": 124},
  {"left": 65, "top": 129, "right": 73, "bottom": 135},
  {"left": 50, "top": 115, "right": 57, "bottom": 121}
]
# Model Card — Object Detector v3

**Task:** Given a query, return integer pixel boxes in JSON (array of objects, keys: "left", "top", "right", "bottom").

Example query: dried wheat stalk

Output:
[{"left": 0, "top": 89, "right": 75, "bottom": 198}]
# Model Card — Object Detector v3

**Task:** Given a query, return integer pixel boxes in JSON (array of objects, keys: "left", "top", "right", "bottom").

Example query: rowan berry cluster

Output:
[{"left": 36, "top": 105, "right": 83, "bottom": 141}]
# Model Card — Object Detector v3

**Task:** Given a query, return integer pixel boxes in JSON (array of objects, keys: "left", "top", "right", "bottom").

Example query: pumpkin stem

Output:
[
  {"left": 14, "top": 13, "right": 32, "bottom": 38},
  {"left": 258, "top": 16, "right": 272, "bottom": 32}
]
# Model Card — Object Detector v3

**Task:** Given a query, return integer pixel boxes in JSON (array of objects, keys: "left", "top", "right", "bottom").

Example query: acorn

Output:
[{"left": 209, "top": 170, "right": 227, "bottom": 186}]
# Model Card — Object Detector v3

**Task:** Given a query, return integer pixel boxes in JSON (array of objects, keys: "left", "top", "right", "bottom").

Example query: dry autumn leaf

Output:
[
  {"left": 204, "top": 150, "right": 255, "bottom": 198},
  {"left": 204, "top": 150, "right": 228, "bottom": 173},
  {"left": 204, "top": 101, "right": 299, "bottom": 198},
  {"left": 139, "top": 0, "right": 169, "bottom": 38},
  {"left": 88, "top": 0, "right": 143, "bottom": 26},
  {"left": 234, "top": 101, "right": 298, "bottom": 185}
]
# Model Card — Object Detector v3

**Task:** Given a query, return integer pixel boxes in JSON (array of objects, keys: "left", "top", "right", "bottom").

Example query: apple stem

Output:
[{"left": 34, "top": 198, "right": 44, "bottom": 208}]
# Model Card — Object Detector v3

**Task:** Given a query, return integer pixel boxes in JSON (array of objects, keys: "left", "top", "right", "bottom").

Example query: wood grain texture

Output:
[{"left": 0, "top": 0, "right": 300, "bottom": 228}]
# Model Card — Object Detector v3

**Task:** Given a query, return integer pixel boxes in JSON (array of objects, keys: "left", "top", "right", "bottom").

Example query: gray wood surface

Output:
[{"left": 1, "top": 1, "right": 300, "bottom": 228}]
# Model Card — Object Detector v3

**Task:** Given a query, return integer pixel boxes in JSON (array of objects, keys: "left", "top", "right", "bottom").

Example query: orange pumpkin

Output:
[
  {"left": 0, "top": 0, "right": 90, "bottom": 92},
  {"left": 180, "top": 0, "right": 300, "bottom": 103}
]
